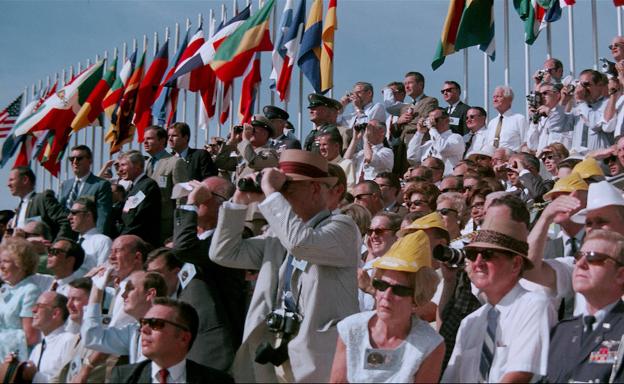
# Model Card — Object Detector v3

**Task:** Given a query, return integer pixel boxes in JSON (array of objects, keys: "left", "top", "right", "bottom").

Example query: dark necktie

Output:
[
  {"left": 464, "top": 133, "right": 475, "bottom": 157},
  {"left": 479, "top": 307, "right": 499, "bottom": 382},
  {"left": 37, "top": 339, "right": 47, "bottom": 368},
  {"left": 567, "top": 237, "right": 578, "bottom": 256},
  {"left": 49, "top": 280, "right": 58, "bottom": 292},
  {"left": 67, "top": 179, "right": 81, "bottom": 209},
  {"left": 582, "top": 315, "right": 596, "bottom": 343},
  {"left": 158, "top": 368, "right": 169, "bottom": 384},
  {"left": 77, "top": 236, "right": 84, "bottom": 246}
]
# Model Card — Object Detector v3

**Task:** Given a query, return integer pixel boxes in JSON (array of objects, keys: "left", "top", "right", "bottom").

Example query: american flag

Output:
[{"left": 0, "top": 94, "right": 23, "bottom": 139}]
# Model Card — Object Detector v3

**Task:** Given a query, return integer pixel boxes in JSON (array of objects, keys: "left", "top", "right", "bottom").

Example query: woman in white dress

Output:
[{"left": 330, "top": 230, "right": 444, "bottom": 383}]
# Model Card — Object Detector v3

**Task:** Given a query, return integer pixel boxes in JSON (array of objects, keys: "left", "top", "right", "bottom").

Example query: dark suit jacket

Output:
[
  {"left": 547, "top": 300, "right": 624, "bottom": 383},
  {"left": 120, "top": 175, "right": 161, "bottom": 247},
  {"left": 25, "top": 190, "right": 75, "bottom": 241},
  {"left": 59, "top": 173, "right": 112, "bottom": 235},
  {"left": 448, "top": 101, "right": 470, "bottom": 136},
  {"left": 173, "top": 208, "right": 247, "bottom": 347},
  {"left": 179, "top": 277, "right": 235, "bottom": 370},
  {"left": 109, "top": 359, "right": 233, "bottom": 384},
  {"left": 185, "top": 147, "right": 218, "bottom": 181}
]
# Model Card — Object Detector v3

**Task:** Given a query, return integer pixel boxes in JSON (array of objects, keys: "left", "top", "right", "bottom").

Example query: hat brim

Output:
[{"left": 285, "top": 174, "right": 337, "bottom": 187}]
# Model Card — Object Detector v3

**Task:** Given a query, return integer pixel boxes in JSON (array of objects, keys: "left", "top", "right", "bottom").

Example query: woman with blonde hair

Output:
[
  {"left": 330, "top": 230, "right": 444, "bottom": 383},
  {"left": 0, "top": 237, "right": 41, "bottom": 360}
]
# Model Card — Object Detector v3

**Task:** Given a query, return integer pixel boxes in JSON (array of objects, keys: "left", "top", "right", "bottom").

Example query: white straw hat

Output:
[{"left": 571, "top": 181, "right": 624, "bottom": 224}]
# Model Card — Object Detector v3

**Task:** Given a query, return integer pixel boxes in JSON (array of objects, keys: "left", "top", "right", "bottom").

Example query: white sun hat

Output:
[{"left": 570, "top": 181, "right": 624, "bottom": 224}]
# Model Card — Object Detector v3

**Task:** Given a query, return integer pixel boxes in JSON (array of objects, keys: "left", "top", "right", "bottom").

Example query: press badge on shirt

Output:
[
  {"left": 291, "top": 258, "right": 308, "bottom": 272},
  {"left": 589, "top": 340, "right": 620, "bottom": 364},
  {"left": 158, "top": 176, "right": 167, "bottom": 188},
  {"left": 449, "top": 117, "right": 460, "bottom": 125},
  {"left": 364, "top": 348, "right": 401, "bottom": 371},
  {"left": 123, "top": 191, "right": 146, "bottom": 212}
]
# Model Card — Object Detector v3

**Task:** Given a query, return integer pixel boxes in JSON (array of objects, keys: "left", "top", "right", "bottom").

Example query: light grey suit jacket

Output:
[
  {"left": 149, "top": 154, "right": 189, "bottom": 243},
  {"left": 209, "top": 193, "right": 360, "bottom": 383}
]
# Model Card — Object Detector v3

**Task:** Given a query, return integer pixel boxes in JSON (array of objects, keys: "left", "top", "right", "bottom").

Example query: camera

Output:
[
  {"left": 433, "top": 244, "right": 466, "bottom": 267},
  {"left": 254, "top": 309, "right": 303, "bottom": 366},
  {"left": 600, "top": 57, "right": 618, "bottom": 78},
  {"left": 233, "top": 125, "right": 244, "bottom": 134},
  {"left": 535, "top": 69, "right": 548, "bottom": 82},
  {"left": 526, "top": 92, "right": 544, "bottom": 124},
  {"left": 353, "top": 123, "right": 368, "bottom": 133},
  {"left": 237, "top": 172, "right": 263, "bottom": 193}
]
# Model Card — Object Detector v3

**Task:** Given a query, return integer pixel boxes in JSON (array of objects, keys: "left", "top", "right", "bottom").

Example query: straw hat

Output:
[
  {"left": 543, "top": 172, "right": 588, "bottom": 201},
  {"left": 397, "top": 211, "right": 448, "bottom": 238},
  {"left": 572, "top": 157, "right": 604, "bottom": 179},
  {"left": 571, "top": 181, "right": 624, "bottom": 224},
  {"left": 278, "top": 149, "right": 338, "bottom": 186},
  {"left": 372, "top": 230, "right": 432, "bottom": 273},
  {"left": 466, "top": 145, "right": 495, "bottom": 161},
  {"left": 465, "top": 212, "right": 532, "bottom": 268}
]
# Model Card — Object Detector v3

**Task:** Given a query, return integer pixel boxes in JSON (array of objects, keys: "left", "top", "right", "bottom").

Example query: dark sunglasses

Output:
[
  {"left": 371, "top": 279, "right": 414, "bottom": 297},
  {"left": 48, "top": 248, "right": 68, "bottom": 256},
  {"left": 441, "top": 187, "right": 460, "bottom": 193},
  {"left": 437, "top": 208, "right": 458, "bottom": 216},
  {"left": 68, "top": 156, "right": 85, "bottom": 162},
  {"left": 354, "top": 193, "right": 375, "bottom": 200},
  {"left": 440, "top": 88, "right": 456, "bottom": 94},
  {"left": 139, "top": 317, "right": 190, "bottom": 332},
  {"left": 69, "top": 209, "right": 88, "bottom": 215},
  {"left": 609, "top": 43, "right": 624, "bottom": 50},
  {"left": 603, "top": 155, "right": 618, "bottom": 165},
  {"left": 367, "top": 228, "right": 393, "bottom": 236},
  {"left": 540, "top": 154, "right": 555, "bottom": 161},
  {"left": 574, "top": 251, "right": 623, "bottom": 266},
  {"left": 406, "top": 200, "right": 427, "bottom": 207},
  {"left": 464, "top": 248, "right": 514, "bottom": 262}
]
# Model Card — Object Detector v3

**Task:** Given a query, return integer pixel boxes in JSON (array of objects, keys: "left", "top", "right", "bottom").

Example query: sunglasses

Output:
[
  {"left": 406, "top": 200, "right": 427, "bottom": 207},
  {"left": 464, "top": 248, "right": 515, "bottom": 262},
  {"left": 437, "top": 208, "right": 458, "bottom": 216},
  {"left": 139, "top": 317, "right": 190, "bottom": 332},
  {"left": 574, "top": 251, "right": 623, "bottom": 266},
  {"left": 441, "top": 187, "right": 460, "bottom": 193},
  {"left": 603, "top": 155, "right": 618, "bottom": 165},
  {"left": 371, "top": 279, "right": 414, "bottom": 297},
  {"left": 540, "top": 154, "right": 557, "bottom": 161},
  {"left": 69, "top": 209, "right": 88, "bottom": 215},
  {"left": 48, "top": 248, "right": 68, "bottom": 256},
  {"left": 440, "top": 88, "right": 456, "bottom": 94},
  {"left": 354, "top": 193, "right": 375, "bottom": 200},
  {"left": 68, "top": 156, "right": 85, "bottom": 162},
  {"left": 609, "top": 43, "right": 624, "bottom": 50},
  {"left": 367, "top": 228, "right": 393, "bottom": 236}
]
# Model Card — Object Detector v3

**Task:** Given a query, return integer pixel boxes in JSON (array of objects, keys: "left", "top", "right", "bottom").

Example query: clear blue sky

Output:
[{"left": 0, "top": 0, "right": 621, "bottom": 209}]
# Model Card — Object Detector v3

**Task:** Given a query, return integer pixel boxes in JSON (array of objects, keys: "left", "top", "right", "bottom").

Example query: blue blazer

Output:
[{"left": 59, "top": 173, "right": 112, "bottom": 235}]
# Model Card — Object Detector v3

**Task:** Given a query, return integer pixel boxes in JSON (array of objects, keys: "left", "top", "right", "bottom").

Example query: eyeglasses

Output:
[
  {"left": 603, "top": 155, "right": 618, "bottom": 165},
  {"left": 609, "top": 43, "right": 624, "bottom": 50},
  {"left": 139, "top": 317, "right": 190, "bottom": 332},
  {"left": 211, "top": 192, "right": 228, "bottom": 201},
  {"left": 354, "top": 193, "right": 375, "bottom": 200},
  {"left": 437, "top": 208, "right": 458, "bottom": 216},
  {"left": 371, "top": 279, "right": 414, "bottom": 297},
  {"left": 440, "top": 88, "right": 456, "bottom": 94},
  {"left": 471, "top": 201, "right": 485, "bottom": 210},
  {"left": 406, "top": 200, "right": 427, "bottom": 207},
  {"left": 441, "top": 187, "right": 460, "bottom": 193},
  {"left": 69, "top": 209, "right": 88, "bottom": 215},
  {"left": 48, "top": 248, "right": 68, "bottom": 256},
  {"left": 465, "top": 114, "right": 482, "bottom": 120},
  {"left": 367, "top": 228, "right": 393, "bottom": 236},
  {"left": 68, "top": 156, "right": 85, "bottom": 162},
  {"left": 540, "top": 155, "right": 556, "bottom": 161},
  {"left": 581, "top": 81, "right": 593, "bottom": 88},
  {"left": 574, "top": 251, "right": 623, "bottom": 266},
  {"left": 464, "top": 248, "right": 515, "bottom": 262}
]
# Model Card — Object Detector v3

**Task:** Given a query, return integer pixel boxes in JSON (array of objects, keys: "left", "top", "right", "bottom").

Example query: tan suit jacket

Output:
[
  {"left": 210, "top": 194, "right": 360, "bottom": 382},
  {"left": 149, "top": 153, "right": 189, "bottom": 242},
  {"left": 399, "top": 94, "right": 439, "bottom": 142}
]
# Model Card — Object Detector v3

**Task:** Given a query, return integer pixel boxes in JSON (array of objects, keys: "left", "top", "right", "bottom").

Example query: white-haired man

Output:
[{"left": 486, "top": 86, "right": 528, "bottom": 152}]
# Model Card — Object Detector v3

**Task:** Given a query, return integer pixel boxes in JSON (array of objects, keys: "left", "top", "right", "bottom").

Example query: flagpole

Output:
[
  {"left": 270, "top": 0, "right": 276, "bottom": 106},
  {"left": 183, "top": 18, "right": 191, "bottom": 124},
  {"left": 591, "top": 0, "right": 598, "bottom": 70},
  {"left": 568, "top": 5, "right": 575, "bottom": 76},
  {"left": 546, "top": 23, "right": 552, "bottom": 59},
  {"left": 525, "top": 43, "right": 530, "bottom": 116},
  {"left": 229, "top": 0, "right": 237, "bottom": 131},
  {"left": 298, "top": 70, "right": 303, "bottom": 143},
  {"left": 484, "top": 52, "right": 489, "bottom": 118},
  {"left": 463, "top": 49, "right": 468, "bottom": 104},
  {"left": 504, "top": 0, "right": 510, "bottom": 85},
  {"left": 194, "top": 13, "right": 202, "bottom": 150},
  {"left": 206, "top": 10, "right": 213, "bottom": 144},
  {"left": 257, "top": 0, "right": 263, "bottom": 114},
  {"left": 217, "top": 4, "right": 226, "bottom": 138},
  {"left": 105, "top": 50, "right": 111, "bottom": 163},
  {"left": 618, "top": 6, "right": 622, "bottom": 36}
]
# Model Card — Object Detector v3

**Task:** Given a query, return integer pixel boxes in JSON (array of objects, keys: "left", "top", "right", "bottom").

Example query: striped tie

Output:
[
  {"left": 67, "top": 180, "right": 81, "bottom": 209},
  {"left": 479, "top": 307, "right": 499, "bottom": 383}
]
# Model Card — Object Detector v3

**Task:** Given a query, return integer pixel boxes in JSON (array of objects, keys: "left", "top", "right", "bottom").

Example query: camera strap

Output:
[{"left": 275, "top": 212, "right": 332, "bottom": 313}]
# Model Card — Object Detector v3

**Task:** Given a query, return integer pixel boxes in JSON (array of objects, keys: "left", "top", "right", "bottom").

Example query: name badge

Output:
[
  {"left": 178, "top": 263, "right": 197, "bottom": 289},
  {"left": 449, "top": 117, "right": 460, "bottom": 126},
  {"left": 291, "top": 258, "right": 308, "bottom": 272},
  {"left": 123, "top": 191, "right": 146, "bottom": 212},
  {"left": 158, "top": 176, "right": 167, "bottom": 188}
]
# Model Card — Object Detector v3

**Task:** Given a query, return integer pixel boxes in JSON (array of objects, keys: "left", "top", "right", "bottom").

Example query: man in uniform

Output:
[
  {"left": 546, "top": 229, "right": 624, "bottom": 383},
  {"left": 304, "top": 93, "right": 347, "bottom": 152},
  {"left": 263, "top": 106, "right": 301, "bottom": 150},
  {"left": 236, "top": 115, "right": 279, "bottom": 179}
]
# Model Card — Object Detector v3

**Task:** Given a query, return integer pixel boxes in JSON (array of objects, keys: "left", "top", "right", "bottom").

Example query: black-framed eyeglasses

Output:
[
  {"left": 440, "top": 88, "right": 456, "bottom": 94},
  {"left": 367, "top": 228, "right": 393, "bottom": 236},
  {"left": 48, "top": 248, "right": 68, "bottom": 256},
  {"left": 581, "top": 81, "right": 593, "bottom": 88},
  {"left": 437, "top": 208, "right": 458, "bottom": 216},
  {"left": 68, "top": 156, "right": 85, "bottom": 162},
  {"left": 574, "top": 251, "right": 623, "bottom": 266},
  {"left": 406, "top": 200, "right": 427, "bottom": 207},
  {"left": 464, "top": 248, "right": 515, "bottom": 262},
  {"left": 139, "top": 317, "right": 190, "bottom": 332},
  {"left": 540, "top": 155, "right": 556, "bottom": 161},
  {"left": 609, "top": 43, "right": 624, "bottom": 50},
  {"left": 371, "top": 279, "right": 414, "bottom": 297}
]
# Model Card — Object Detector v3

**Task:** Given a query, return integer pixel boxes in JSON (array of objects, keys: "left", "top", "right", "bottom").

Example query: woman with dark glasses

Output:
[
  {"left": 330, "top": 230, "right": 444, "bottom": 383},
  {"left": 539, "top": 143, "right": 568, "bottom": 179}
]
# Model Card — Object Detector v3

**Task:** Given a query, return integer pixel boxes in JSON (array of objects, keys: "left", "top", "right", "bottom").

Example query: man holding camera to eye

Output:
[
  {"left": 567, "top": 69, "right": 615, "bottom": 151},
  {"left": 406, "top": 107, "right": 464, "bottom": 176},
  {"left": 527, "top": 82, "right": 574, "bottom": 152},
  {"left": 344, "top": 119, "right": 394, "bottom": 182},
  {"left": 235, "top": 115, "right": 280, "bottom": 180},
  {"left": 338, "top": 81, "right": 386, "bottom": 130},
  {"left": 209, "top": 149, "right": 361, "bottom": 382},
  {"left": 533, "top": 58, "right": 564, "bottom": 88}
]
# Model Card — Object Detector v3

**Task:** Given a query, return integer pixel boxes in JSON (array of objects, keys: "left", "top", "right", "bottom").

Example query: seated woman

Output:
[
  {"left": 0, "top": 238, "right": 41, "bottom": 360},
  {"left": 539, "top": 143, "right": 569, "bottom": 179},
  {"left": 330, "top": 230, "right": 444, "bottom": 383}
]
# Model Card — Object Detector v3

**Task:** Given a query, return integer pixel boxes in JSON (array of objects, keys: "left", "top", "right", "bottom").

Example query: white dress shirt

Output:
[
  {"left": 464, "top": 126, "right": 489, "bottom": 154},
  {"left": 30, "top": 326, "right": 77, "bottom": 383},
  {"left": 526, "top": 105, "right": 574, "bottom": 152},
  {"left": 151, "top": 359, "right": 187, "bottom": 384},
  {"left": 486, "top": 110, "right": 528, "bottom": 151},
  {"left": 353, "top": 143, "right": 394, "bottom": 181},
  {"left": 80, "top": 227, "right": 113, "bottom": 269},
  {"left": 443, "top": 284, "right": 555, "bottom": 383},
  {"left": 338, "top": 101, "right": 387, "bottom": 128},
  {"left": 571, "top": 98, "right": 615, "bottom": 152},
  {"left": 406, "top": 128, "right": 464, "bottom": 175},
  {"left": 109, "top": 277, "right": 135, "bottom": 327}
]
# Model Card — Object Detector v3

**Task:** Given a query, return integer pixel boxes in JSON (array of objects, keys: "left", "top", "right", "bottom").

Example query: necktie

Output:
[
  {"left": 493, "top": 116, "right": 503, "bottom": 148},
  {"left": 582, "top": 315, "right": 596, "bottom": 343},
  {"left": 77, "top": 236, "right": 84, "bottom": 246},
  {"left": 50, "top": 280, "right": 58, "bottom": 292},
  {"left": 147, "top": 157, "right": 156, "bottom": 176},
  {"left": 464, "top": 133, "right": 475, "bottom": 157},
  {"left": 581, "top": 124, "right": 589, "bottom": 147},
  {"left": 37, "top": 339, "right": 47, "bottom": 368},
  {"left": 11, "top": 199, "right": 23, "bottom": 229},
  {"left": 158, "top": 368, "right": 169, "bottom": 384},
  {"left": 282, "top": 254, "right": 298, "bottom": 312},
  {"left": 567, "top": 237, "right": 578, "bottom": 256},
  {"left": 67, "top": 179, "right": 81, "bottom": 209},
  {"left": 479, "top": 307, "right": 499, "bottom": 383}
]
